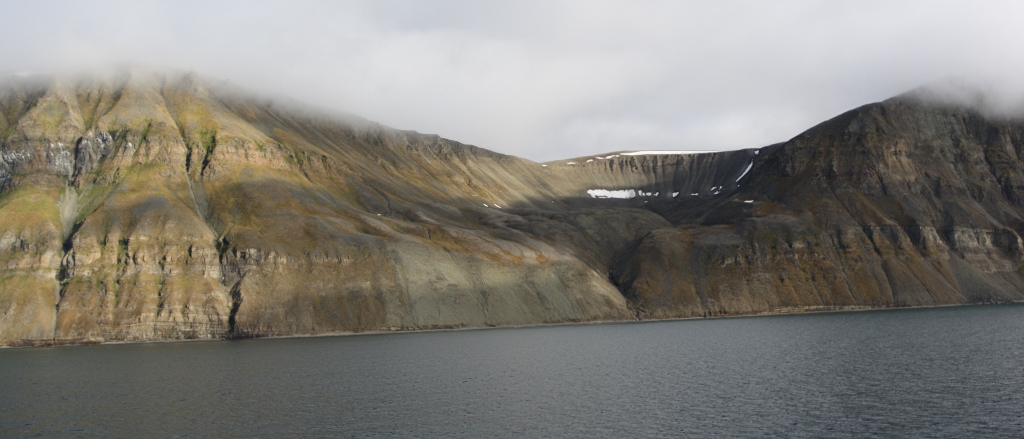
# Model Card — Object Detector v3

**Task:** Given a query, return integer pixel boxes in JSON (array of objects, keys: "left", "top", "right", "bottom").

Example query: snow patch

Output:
[
  {"left": 736, "top": 161, "right": 754, "bottom": 181},
  {"left": 744, "top": 200, "right": 754, "bottom": 203},
  {"left": 672, "top": 192, "right": 679, "bottom": 197},
  {"left": 622, "top": 150, "right": 715, "bottom": 155},
  {"left": 588, "top": 189, "right": 636, "bottom": 199},
  {"left": 587, "top": 189, "right": 666, "bottom": 199}
]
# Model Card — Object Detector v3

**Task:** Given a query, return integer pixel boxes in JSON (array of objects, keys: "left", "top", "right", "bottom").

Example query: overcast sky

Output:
[{"left": 3, "top": 0, "right": 1024, "bottom": 161}]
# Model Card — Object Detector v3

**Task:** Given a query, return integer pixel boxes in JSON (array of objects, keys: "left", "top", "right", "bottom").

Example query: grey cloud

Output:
[
  {"left": 900, "top": 77, "right": 1024, "bottom": 118},
  {"left": 3, "top": 0, "right": 1024, "bottom": 161}
]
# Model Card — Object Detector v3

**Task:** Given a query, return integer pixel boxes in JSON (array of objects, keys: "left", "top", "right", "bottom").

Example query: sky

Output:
[{"left": 3, "top": 0, "right": 1024, "bottom": 161}]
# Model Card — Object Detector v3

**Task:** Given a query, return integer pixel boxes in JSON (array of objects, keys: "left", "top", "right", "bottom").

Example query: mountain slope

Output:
[
  {"left": 0, "top": 69, "right": 681, "bottom": 344},
  {"left": 2, "top": 70, "right": 1023, "bottom": 345},
  {"left": 613, "top": 92, "right": 1024, "bottom": 318}
]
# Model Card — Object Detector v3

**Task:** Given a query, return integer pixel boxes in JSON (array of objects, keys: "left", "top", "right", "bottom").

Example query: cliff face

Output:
[
  {"left": 1, "top": 70, "right": 1022, "bottom": 345},
  {"left": 0, "top": 70, "right": 671, "bottom": 345},
  {"left": 613, "top": 95, "right": 1024, "bottom": 318}
]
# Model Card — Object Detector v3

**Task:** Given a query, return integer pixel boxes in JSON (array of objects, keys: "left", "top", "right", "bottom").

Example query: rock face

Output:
[
  {"left": 613, "top": 94, "right": 1024, "bottom": 318},
  {"left": 1, "top": 69, "right": 1022, "bottom": 345}
]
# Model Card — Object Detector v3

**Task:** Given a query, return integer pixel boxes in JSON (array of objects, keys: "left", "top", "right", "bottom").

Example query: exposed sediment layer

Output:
[{"left": 2, "top": 69, "right": 1023, "bottom": 346}]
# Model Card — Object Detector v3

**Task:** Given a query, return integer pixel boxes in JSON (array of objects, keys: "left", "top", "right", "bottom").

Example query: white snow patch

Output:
[
  {"left": 691, "top": 193, "right": 698, "bottom": 196},
  {"left": 587, "top": 189, "right": 636, "bottom": 199},
  {"left": 586, "top": 159, "right": 593, "bottom": 163},
  {"left": 541, "top": 164, "right": 548, "bottom": 167},
  {"left": 736, "top": 161, "right": 754, "bottom": 181},
  {"left": 744, "top": 200, "right": 754, "bottom": 203},
  {"left": 566, "top": 162, "right": 577, "bottom": 165},
  {"left": 483, "top": 203, "right": 489, "bottom": 207},
  {"left": 622, "top": 150, "right": 714, "bottom": 155},
  {"left": 585, "top": 189, "right": 674, "bottom": 198},
  {"left": 754, "top": 150, "right": 760, "bottom": 155}
]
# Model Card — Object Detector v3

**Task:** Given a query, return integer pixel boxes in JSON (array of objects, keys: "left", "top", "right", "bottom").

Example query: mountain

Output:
[
  {"left": 615, "top": 90, "right": 1024, "bottom": 318},
  {"left": 1, "top": 69, "right": 1022, "bottom": 346}
]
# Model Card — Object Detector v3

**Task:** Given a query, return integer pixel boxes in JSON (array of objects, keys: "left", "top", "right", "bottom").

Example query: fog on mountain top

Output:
[
  {"left": 2, "top": 0, "right": 1024, "bottom": 161},
  {"left": 904, "top": 78, "right": 1024, "bottom": 118}
]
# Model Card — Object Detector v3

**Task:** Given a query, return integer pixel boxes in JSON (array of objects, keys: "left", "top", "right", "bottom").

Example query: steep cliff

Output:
[
  {"left": 613, "top": 93, "right": 1024, "bottom": 318},
  {"left": 0, "top": 69, "right": 671, "bottom": 345},
  {"left": 1, "top": 70, "right": 1022, "bottom": 345}
]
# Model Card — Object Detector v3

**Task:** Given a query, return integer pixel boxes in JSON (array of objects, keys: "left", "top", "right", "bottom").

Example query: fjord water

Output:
[{"left": 3, "top": 305, "right": 1023, "bottom": 438}]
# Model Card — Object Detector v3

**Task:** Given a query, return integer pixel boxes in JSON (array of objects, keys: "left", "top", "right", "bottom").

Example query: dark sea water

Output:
[{"left": 3, "top": 304, "right": 1024, "bottom": 438}]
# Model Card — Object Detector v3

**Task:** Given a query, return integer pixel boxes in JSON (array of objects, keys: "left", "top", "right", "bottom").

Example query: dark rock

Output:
[{"left": 2, "top": 68, "right": 1023, "bottom": 346}]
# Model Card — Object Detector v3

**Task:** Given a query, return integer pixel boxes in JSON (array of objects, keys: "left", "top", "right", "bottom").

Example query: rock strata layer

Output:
[{"left": 1, "top": 70, "right": 1022, "bottom": 345}]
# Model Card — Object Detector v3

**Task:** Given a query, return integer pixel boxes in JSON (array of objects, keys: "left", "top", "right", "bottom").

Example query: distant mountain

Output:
[{"left": 1, "top": 69, "right": 1021, "bottom": 346}]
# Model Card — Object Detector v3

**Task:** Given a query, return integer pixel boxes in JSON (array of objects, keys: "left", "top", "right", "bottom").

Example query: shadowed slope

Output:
[
  {"left": 614, "top": 95, "right": 1024, "bottom": 318},
  {"left": 2, "top": 69, "right": 1024, "bottom": 345}
]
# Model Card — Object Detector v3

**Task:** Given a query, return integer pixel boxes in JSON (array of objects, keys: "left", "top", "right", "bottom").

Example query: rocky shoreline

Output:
[{"left": 6, "top": 300, "right": 1022, "bottom": 348}]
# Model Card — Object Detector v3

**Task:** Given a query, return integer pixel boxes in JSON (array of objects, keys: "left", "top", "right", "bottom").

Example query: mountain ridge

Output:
[{"left": 1, "top": 69, "right": 1022, "bottom": 346}]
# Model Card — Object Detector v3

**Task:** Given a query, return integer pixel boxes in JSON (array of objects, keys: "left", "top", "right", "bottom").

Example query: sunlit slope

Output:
[
  {"left": 4, "top": 69, "right": 1024, "bottom": 345},
  {"left": 0, "top": 69, "right": 678, "bottom": 344}
]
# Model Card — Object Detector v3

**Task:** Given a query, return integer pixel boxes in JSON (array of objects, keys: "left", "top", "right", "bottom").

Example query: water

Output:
[{"left": 3, "top": 304, "right": 1024, "bottom": 438}]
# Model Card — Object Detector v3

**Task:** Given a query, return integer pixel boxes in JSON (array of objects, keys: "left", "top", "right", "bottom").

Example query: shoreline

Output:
[{"left": 3, "top": 300, "right": 1022, "bottom": 349}]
